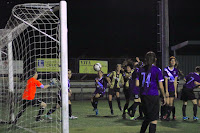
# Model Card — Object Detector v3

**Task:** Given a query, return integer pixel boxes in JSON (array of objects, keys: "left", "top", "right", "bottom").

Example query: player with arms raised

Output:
[
  {"left": 136, "top": 51, "right": 166, "bottom": 133},
  {"left": 180, "top": 66, "right": 200, "bottom": 121}
]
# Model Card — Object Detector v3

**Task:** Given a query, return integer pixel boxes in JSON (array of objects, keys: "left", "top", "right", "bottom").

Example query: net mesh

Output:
[{"left": 0, "top": 3, "right": 62, "bottom": 133}]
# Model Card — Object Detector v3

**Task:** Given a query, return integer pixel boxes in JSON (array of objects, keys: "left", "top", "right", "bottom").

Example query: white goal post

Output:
[{"left": 0, "top": 1, "right": 69, "bottom": 133}]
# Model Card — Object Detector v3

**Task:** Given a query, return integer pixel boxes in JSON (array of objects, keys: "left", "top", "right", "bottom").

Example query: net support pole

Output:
[
  {"left": 161, "top": 0, "right": 169, "bottom": 70},
  {"left": 60, "top": 1, "right": 69, "bottom": 133},
  {"left": 8, "top": 34, "right": 15, "bottom": 122}
]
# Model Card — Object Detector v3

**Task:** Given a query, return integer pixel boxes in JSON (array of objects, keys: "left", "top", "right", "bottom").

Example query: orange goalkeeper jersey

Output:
[{"left": 22, "top": 77, "right": 42, "bottom": 100}]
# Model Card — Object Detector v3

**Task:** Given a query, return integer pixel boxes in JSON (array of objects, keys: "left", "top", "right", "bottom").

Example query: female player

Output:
[
  {"left": 106, "top": 64, "right": 124, "bottom": 115},
  {"left": 163, "top": 56, "right": 178, "bottom": 120},
  {"left": 91, "top": 70, "right": 107, "bottom": 115},
  {"left": 136, "top": 51, "right": 166, "bottom": 133},
  {"left": 45, "top": 69, "right": 77, "bottom": 120},
  {"left": 126, "top": 59, "right": 144, "bottom": 120},
  {"left": 180, "top": 66, "right": 200, "bottom": 121},
  {"left": 12, "top": 71, "right": 52, "bottom": 124},
  {"left": 122, "top": 63, "right": 134, "bottom": 119}
]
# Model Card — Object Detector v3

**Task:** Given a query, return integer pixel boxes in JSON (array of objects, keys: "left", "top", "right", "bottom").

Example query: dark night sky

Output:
[{"left": 0, "top": 0, "right": 200, "bottom": 58}]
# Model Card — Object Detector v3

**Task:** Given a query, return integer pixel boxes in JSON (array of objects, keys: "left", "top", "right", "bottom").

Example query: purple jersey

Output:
[
  {"left": 138, "top": 65, "right": 164, "bottom": 96},
  {"left": 94, "top": 77, "right": 107, "bottom": 96},
  {"left": 183, "top": 72, "right": 200, "bottom": 90},
  {"left": 129, "top": 68, "right": 140, "bottom": 95},
  {"left": 58, "top": 79, "right": 70, "bottom": 100},
  {"left": 68, "top": 79, "right": 70, "bottom": 91},
  {"left": 163, "top": 67, "right": 178, "bottom": 92}
]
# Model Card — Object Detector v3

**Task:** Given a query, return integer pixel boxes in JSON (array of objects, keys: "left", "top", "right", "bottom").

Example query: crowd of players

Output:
[
  {"left": 91, "top": 51, "right": 200, "bottom": 133},
  {"left": 9, "top": 50, "right": 200, "bottom": 133}
]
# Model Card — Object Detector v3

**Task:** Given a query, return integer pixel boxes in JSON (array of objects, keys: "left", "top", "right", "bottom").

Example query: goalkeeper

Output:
[
  {"left": 11, "top": 71, "right": 52, "bottom": 124},
  {"left": 45, "top": 69, "right": 78, "bottom": 120}
]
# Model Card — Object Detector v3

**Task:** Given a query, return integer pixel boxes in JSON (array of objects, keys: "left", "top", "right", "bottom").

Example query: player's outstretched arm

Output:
[
  {"left": 39, "top": 84, "right": 50, "bottom": 89},
  {"left": 43, "top": 85, "right": 50, "bottom": 89}
]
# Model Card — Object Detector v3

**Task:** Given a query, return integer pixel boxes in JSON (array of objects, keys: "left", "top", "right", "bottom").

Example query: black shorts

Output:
[
  {"left": 108, "top": 88, "right": 120, "bottom": 95},
  {"left": 169, "top": 91, "right": 175, "bottom": 98},
  {"left": 23, "top": 99, "right": 43, "bottom": 107},
  {"left": 180, "top": 88, "right": 196, "bottom": 101},
  {"left": 123, "top": 88, "right": 130, "bottom": 99},
  {"left": 141, "top": 95, "right": 159, "bottom": 121}
]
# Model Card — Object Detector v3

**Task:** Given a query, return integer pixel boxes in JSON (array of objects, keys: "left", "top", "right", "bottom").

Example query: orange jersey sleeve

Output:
[{"left": 35, "top": 79, "right": 42, "bottom": 87}]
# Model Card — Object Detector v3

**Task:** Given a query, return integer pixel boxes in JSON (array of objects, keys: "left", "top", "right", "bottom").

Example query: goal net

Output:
[{"left": 0, "top": 3, "right": 63, "bottom": 133}]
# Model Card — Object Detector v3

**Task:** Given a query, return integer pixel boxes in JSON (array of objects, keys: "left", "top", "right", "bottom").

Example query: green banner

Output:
[
  {"left": 36, "top": 58, "right": 60, "bottom": 72},
  {"left": 79, "top": 60, "right": 108, "bottom": 74}
]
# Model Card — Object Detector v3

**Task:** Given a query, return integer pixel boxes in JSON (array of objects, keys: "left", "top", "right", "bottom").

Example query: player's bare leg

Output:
[{"left": 122, "top": 97, "right": 129, "bottom": 119}]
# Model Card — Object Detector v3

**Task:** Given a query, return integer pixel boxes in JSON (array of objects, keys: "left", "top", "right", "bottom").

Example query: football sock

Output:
[
  {"left": 47, "top": 106, "right": 57, "bottom": 115},
  {"left": 193, "top": 104, "right": 197, "bottom": 117},
  {"left": 14, "top": 102, "right": 29, "bottom": 123},
  {"left": 91, "top": 101, "right": 95, "bottom": 108},
  {"left": 108, "top": 101, "right": 113, "bottom": 111},
  {"left": 91, "top": 97, "right": 95, "bottom": 109},
  {"left": 69, "top": 104, "right": 72, "bottom": 117},
  {"left": 116, "top": 97, "right": 121, "bottom": 110},
  {"left": 149, "top": 123, "right": 157, "bottom": 133},
  {"left": 36, "top": 107, "right": 45, "bottom": 120},
  {"left": 167, "top": 106, "right": 173, "bottom": 118},
  {"left": 93, "top": 97, "right": 98, "bottom": 109},
  {"left": 140, "top": 120, "right": 150, "bottom": 133},
  {"left": 182, "top": 105, "right": 186, "bottom": 117},
  {"left": 14, "top": 108, "right": 26, "bottom": 123},
  {"left": 161, "top": 105, "right": 166, "bottom": 117},
  {"left": 172, "top": 106, "right": 175, "bottom": 117},
  {"left": 139, "top": 104, "right": 143, "bottom": 117},
  {"left": 128, "top": 102, "right": 140, "bottom": 117},
  {"left": 123, "top": 102, "right": 129, "bottom": 114}
]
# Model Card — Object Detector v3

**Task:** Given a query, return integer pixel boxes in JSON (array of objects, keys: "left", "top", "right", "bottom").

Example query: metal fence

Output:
[{"left": 176, "top": 55, "right": 200, "bottom": 76}]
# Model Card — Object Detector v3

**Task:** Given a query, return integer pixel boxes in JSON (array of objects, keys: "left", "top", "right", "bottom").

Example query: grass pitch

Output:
[{"left": 0, "top": 99, "right": 200, "bottom": 133}]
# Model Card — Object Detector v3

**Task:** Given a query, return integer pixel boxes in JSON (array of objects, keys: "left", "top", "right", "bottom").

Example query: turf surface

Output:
[{"left": 0, "top": 99, "right": 200, "bottom": 133}]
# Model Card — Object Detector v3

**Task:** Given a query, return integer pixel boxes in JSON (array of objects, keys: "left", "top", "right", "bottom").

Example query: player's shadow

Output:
[
  {"left": 0, "top": 120, "right": 7, "bottom": 124},
  {"left": 159, "top": 120, "right": 180, "bottom": 128},
  {"left": 86, "top": 115, "right": 118, "bottom": 118},
  {"left": 114, "top": 118, "right": 142, "bottom": 126}
]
